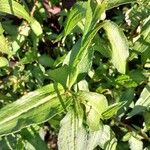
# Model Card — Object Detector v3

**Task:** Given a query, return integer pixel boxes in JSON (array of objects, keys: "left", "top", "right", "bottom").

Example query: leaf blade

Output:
[
  {"left": 0, "top": 83, "right": 71, "bottom": 136},
  {"left": 0, "top": 57, "right": 9, "bottom": 67},
  {"left": 0, "top": 0, "right": 42, "bottom": 36},
  {"left": 58, "top": 110, "right": 87, "bottom": 150},
  {"left": 103, "top": 20, "right": 129, "bottom": 74},
  {"left": 77, "top": 91, "right": 108, "bottom": 130}
]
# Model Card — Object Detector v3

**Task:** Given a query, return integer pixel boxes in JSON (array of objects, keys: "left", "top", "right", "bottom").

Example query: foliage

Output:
[{"left": 0, "top": 0, "right": 150, "bottom": 149}]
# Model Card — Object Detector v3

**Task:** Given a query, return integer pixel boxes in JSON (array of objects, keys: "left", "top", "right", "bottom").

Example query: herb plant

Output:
[{"left": 0, "top": 0, "right": 150, "bottom": 149}]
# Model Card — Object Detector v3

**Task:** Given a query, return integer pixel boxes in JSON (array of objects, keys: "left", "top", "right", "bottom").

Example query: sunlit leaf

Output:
[
  {"left": 0, "top": 83, "right": 71, "bottom": 136},
  {"left": 128, "top": 83, "right": 150, "bottom": 117},
  {"left": 133, "top": 17, "right": 150, "bottom": 53},
  {"left": 0, "top": 23, "right": 12, "bottom": 55},
  {"left": 58, "top": 110, "right": 87, "bottom": 150},
  {"left": 68, "top": 23, "right": 104, "bottom": 88},
  {"left": 103, "top": 20, "right": 129, "bottom": 74},
  {"left": 102, "top": 102, "right": 125, "bottom": 120},
  {"left": 77, "top": 91, "right": 108, "bottom": 130},
  {"left": 63, "top": 2, "right": 86, "bottom": 37},
  {"left": 129, "top": 135, "right": 143, "bottom": 150},
  {"left": 86, "top": 125, "right": 117, "bottom": 150},
  {"left": 0, "top": 57, "right": 9, "bottom": 68}
]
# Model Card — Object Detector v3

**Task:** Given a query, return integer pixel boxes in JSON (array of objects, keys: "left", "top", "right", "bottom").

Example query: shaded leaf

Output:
[
  {"left": 93, "top": 34, "right": 111, "bottom": 58},
  {"left": 107, "top": 0, "right": 136, "bottom": 10},
  {"left": 38, "top": 54, "right": 54, "bottom": 67},
  {"left": 0, "top": 0, "right": 42, "bottom": 36},
  {"left": 47, "top": 65, "right": 69, "bottom": 87},
  {"left": 0, "top": 23, "right": 4, "bottom": 34},
  {"left": 129, "top": 69, "right": 147, "bottom": 84},
  {"left": 21, "top": 127, "right": 49, "bottom": 150},
  {"left": 125, "top": 2, "right": 150, "bottom": 31},
  {"left": 135, "top": 83, "right": 150, "bottom": 107}
]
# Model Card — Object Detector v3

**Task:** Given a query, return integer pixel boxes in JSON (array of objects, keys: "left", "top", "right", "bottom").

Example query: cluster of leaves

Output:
[{"left": 0, "top": 0, "right": 150, "bottom": 149}]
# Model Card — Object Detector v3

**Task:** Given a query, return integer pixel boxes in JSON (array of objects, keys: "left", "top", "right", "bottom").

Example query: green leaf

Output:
[
  {"left": 86, "top": 104, "right": 103, "bottom": 130},
  {"left": 129, "top": 69, "right": 147, "bottom": 84},
  {"left": 133, "top": 17, "right": 150, "bottom": 53},
  {"left": 30, "top": 18, "right": 43, "bottom": 36},
  {"left": 142, "top": 48, "right": 150, "bottom": 68},
  {"left": 117, "top": 88, "right": 135, "bottom": 115},
  {"left": 77, "top": 91, "right": 108, "bottom": 116},
  {"left": 144, "top": 111, "right": 150, "bottom": 130},
  {"left": 0, "top": 0, "right": 42, "bottom": 36},
  {"left": 11, "top": 22, "right": 30, "bottom": 53},
  {"left": 1, "top": 21, "right": 18, "bottom": 35},
  {"left": 128, "top": 83, "right": 150, "bottom": 117},
  {"left": 135, "top": 83, "right": 150, "bottom": 107},
  {"left": 129, "top": 136, "right": 143, "bottom": 150},
  {"left": 90, "top": 0, "right": 107, "bottom": 28},
  {"left": 21, "top": 127, "right": 49, "bottom": 150},
  {"left": 0, "top": 135, "right": 24, "bottom": 150},
  {"left": 125, "top": 2, "right": 150, "bottom": 31},
  {"left": 58, "top": 110, "right": 87, "bottom": 150},
  {"left": 103, "top": 20, "right": 129, "bottom": 74},
  {"left": 77, "top": 91, "right": 108, "bottom": 130},
  {"left": 21, "top": 49, "right": 37, "bottom": 64},
  {"left": 63, "top": 2, "right": 86, "bottom": 37},
  {"left": 82, "top": 0, "right": 107, "bottom": 39},
  {"left": 68, "top": 23, "right": 104, "bottom": 88},
  {"left": 59, "top": 0, "right": 135, "bottom": 40},
  {"left": 0, "top": 0, "right": 31, "bottom": 21},
  {"left": 47, "top": 65, "right": 69, "bottom": 87},
  {"left": 0, "top": 23, "right": 4, "bottom": 34},
  {"left": 0, "top": 57, "right": 9, "bottom": 68},
  {"left": 0, "top": 24, "right": 12, "bottom": 55},
  {"left": 102, "top": 102, "right": 125, "bottom": 120},
  {"left": 86, "top": 125, "right": 117, "bottom": 150},
  {"left": 83, "top": 0, "right": 93, "bottom": 37},
  {"left": 38, "top": 54, "right": 54, "bottom": 67},
  {"left": 93, "top": 34, "right": 111, "bottom": 58},
  {"left": 107, "top": 0, "right": 136, "bottom": 10},
  {"left": 0, "top": 83, "right": 71, "bottom": 136},
  {"left": 58, "top": 112, "right": 117, "bottom": 150}
]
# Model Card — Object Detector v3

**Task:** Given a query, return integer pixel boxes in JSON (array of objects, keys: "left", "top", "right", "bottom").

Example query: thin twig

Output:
[
  {"left": 30, "top": 0, "right": 38, "bottom": 16},
  {"left": 115, "top": 119, "right": 150, "bottom": 142}
]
